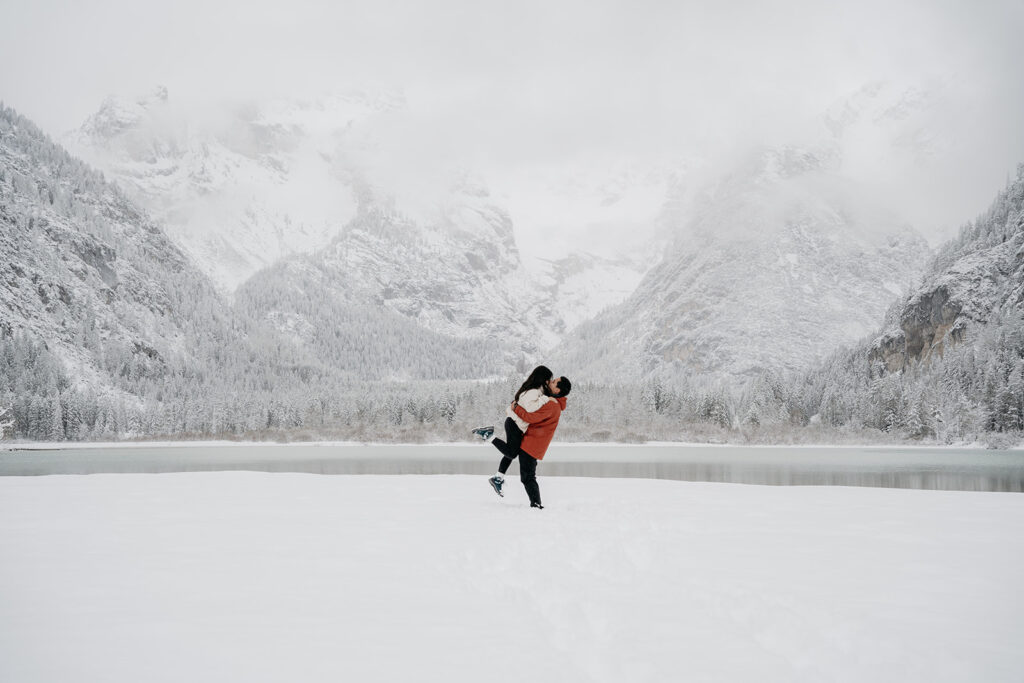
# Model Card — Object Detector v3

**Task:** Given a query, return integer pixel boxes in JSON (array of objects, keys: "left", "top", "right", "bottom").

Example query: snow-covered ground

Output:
[{"left": 1, "top": 473, "right": 1022, "bottom": 682}]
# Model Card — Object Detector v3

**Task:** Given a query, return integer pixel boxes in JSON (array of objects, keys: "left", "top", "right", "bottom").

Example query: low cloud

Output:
[{"left": 3, "top": 0, "right": 1022, "bottom": 247}]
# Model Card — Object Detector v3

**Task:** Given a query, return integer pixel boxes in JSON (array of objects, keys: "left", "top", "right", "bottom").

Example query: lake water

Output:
[{"left": 1, "top": 443, "right": 1022, "bottom": 492}]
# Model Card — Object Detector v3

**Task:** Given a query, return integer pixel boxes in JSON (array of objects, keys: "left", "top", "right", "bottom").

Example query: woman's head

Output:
[{"left": 515, "top": 365, "right": 553, "bottom": 402}]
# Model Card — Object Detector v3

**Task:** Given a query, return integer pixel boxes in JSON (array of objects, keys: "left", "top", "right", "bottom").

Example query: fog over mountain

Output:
[{"left": 3, "top": 0, "right": 1023, "bottom": 254}]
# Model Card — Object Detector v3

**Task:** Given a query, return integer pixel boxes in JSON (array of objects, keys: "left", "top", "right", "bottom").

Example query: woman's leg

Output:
[
  {"left": 517, "top": 452, "right": 541, "bottom": 506},
  {"left": 492, "top": 417, "right": 524, "bottom": 475}
]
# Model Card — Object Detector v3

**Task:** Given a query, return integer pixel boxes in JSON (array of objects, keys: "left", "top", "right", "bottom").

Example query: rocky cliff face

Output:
[
  {"left": 869, "top": 174, "right": 1024, "bottom": 373},
  {"left": 870, "top": 287, "right": 964, "bottom": 373}
]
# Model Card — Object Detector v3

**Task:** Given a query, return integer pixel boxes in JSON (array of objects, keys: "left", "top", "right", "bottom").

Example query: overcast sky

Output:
[{"left": 3, "top": 0, "right": 1023, "bottom": 246}]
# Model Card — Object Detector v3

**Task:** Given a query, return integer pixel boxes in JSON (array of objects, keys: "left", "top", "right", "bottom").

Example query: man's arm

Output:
[{"left": 513, "top": 400, "right": 557, "bottom": 424}]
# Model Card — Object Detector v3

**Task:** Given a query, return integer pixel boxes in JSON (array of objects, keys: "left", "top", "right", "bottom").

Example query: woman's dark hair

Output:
[
  {"left": 555, "top": 376, "right": 572, "bottom": 397},
  {"left": 514, "top": 365, "right": 553, "bottom": 403}
]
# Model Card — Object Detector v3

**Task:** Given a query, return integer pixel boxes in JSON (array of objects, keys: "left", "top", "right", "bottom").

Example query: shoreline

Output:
[{"left": 2, "top": 439, "right": 1020, "bottom": 453}]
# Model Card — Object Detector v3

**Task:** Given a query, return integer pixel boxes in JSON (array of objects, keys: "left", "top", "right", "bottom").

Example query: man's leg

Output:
[{"left": 518, "top": 452, "right": 541, "bottom": 506}]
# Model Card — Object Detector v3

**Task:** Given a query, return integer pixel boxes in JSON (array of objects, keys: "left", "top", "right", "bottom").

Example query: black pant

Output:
[
  {"left": 494, "top": 418, "right": 523, "bottom": 473},
  {"left": 492, "top": 418, "right": 541, "bottom": 506}
]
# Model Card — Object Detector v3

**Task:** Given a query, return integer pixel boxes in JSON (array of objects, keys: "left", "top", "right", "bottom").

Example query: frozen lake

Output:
[{"left": 2, "top": 443, "right": 1022, "bottom": 491}]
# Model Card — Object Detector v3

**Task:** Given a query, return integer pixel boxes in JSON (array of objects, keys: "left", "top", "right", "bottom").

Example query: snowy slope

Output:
[
  {"left": 237, "top": 179, "right": 557, "bottom": 360},
  {"left": 0, "top": 105, "right": 385, "bottom": 438},
  {"left": 66, "top": 88, "right": 384, "bottom": 291},
  {"left": 238, "top": 172, "right": 661, "bottom": 359},
  {"left": 1, "top": 473, "right": 1021, "bottom": 683},
  {"left": 0, "top": 104, "right": 222, "bottom": 396},
  {"left": 553, "top": 84, "right": 942, "bottom": 383},
  {"left": 555, "top": 144, "right": 929, "bottom": 381},
  {"left": 66, "top": 89, "right": 657, "bottom": 356},
  {"left": 500, "top": 162, "right": 680, "bottom": 335},
  {"left": 521, "top": 251, "right": 650, "bottom": 335}
]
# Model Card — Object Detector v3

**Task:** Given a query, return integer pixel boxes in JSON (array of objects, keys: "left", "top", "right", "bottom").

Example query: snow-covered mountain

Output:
[
  {"left": 553, "top": 143, "right": 930, "bottom": 382},
  {"left": 0, "top": 103, "right": 221, "bottom": 394},
  {"left": 551, "top": 82, "right": 954, "bottom": 383},
  {"left": 870, "top": 166, "right": 1024, "bottom": 373},
  {"left": 66, "top": 88, "right": 661, "bottom": 357},
  {"left": 2, "top": 103, "right": 535, "bottom": 439},
  {"left": 60, "top": 82, "right": 954, "bottom": 387},
  {"left": 234, "top": 163, "right": 671, "bottom": 367},
  {"left": 234, "top": 178, "right": 530, "bottom": 373},
  {"left": 502, "top": 162, "right": 680, "bottom": 335},
  {"left": 522, "top": 251, "right": 652, "bottom": 335},
  {"left": 783, "top": 165, "right": 1024, "bottom": 441},
  {"left": 65, "top": 87, "right": 390, "bottom": 291},
  {"left": 0, "top": 102, "right": 339, "bottom": 439}
]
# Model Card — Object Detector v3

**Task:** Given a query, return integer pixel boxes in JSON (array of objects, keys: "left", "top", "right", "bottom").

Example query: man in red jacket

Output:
[{"left": 489, "top": 375, "right": 572, "bottom": 509}]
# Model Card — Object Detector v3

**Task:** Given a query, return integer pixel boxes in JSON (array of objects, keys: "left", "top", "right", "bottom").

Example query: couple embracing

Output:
[{"left": 473, "top": 366, "right": 572, "bottom": 509}]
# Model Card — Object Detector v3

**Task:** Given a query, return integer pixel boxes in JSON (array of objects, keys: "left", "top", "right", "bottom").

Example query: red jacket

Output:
[{"left": 513, "top": 396, "right": 567, "bottom": 460}]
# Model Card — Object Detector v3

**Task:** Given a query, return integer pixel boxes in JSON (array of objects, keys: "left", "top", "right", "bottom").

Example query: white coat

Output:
[{"left": 507, "top": 387, "right": 555, "bottom": 432}]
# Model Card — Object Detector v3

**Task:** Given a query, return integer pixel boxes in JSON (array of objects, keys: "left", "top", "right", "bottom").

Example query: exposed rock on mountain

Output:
[
  {"left": 870, "top": 166, "right": 1024, "bottom": 373},
  {"left": 781, "top": 165, "right": 1024, "bottom": 442}
]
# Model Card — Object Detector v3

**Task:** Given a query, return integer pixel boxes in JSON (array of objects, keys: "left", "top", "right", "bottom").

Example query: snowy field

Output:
[{"left": 1, "top": 474, "right": 1022, "bottom": 683}]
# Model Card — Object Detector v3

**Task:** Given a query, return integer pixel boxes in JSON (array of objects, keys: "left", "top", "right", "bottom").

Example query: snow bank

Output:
[{"left": 1, "top": 474, "right": 1021, "bottom": 682}]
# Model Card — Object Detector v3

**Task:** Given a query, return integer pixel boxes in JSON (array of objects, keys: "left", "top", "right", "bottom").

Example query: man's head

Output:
[{"left": 547, "top": 376, "right": 572, "bottom": 397}]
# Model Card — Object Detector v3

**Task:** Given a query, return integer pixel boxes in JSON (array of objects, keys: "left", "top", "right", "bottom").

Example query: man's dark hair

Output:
[{"left": 556, "top": 376, "right": 572, "bottom": 397}]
